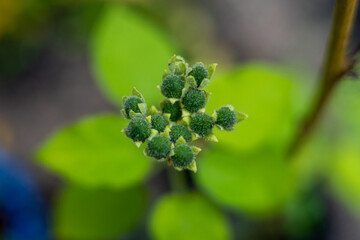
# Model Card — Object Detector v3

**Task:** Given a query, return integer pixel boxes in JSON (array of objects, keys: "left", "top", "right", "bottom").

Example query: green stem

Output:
[
  {"left": 167, "top": 168, "right": 188, "bottom": 192},
  {"left": 289, "top": 0, "right": 358, "bottom": 156}
]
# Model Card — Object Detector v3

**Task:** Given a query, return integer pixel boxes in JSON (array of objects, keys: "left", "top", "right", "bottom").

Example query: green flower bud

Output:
[
  {"left": 151, "top": 114, "right": 168, "bottom": 133},
  {"left": 215, "top": 107, "right": 237, "bottom": 130},
  {"left": 162, "top": 100, "right": 182, "bottom": 122},
  {"left": 170, "top": 124, "right": 191, "bottom": 143},
  {"left": 182, "top": 89, "right": 206, "bottom": 113},
  {"left": 125, "top": 117, "right": 151, "bottom": 142},
  {"left": 146, "top": 135, "right": 171, "bottom": 159},
  {"left": 171, "top": 144, "right": 194, "bottom": 168},
  {"left": 189, "top": 65, "right": 209, "bottom": 87},
  {"left": 161, "top": 74, "right": 185, "bottom": 99},
  {"left": 124, "top": 96, "right": 145, "bottom": 117},
  {"left": 121, "top": 56, "right": 247, "bottom": 172},
  {"left": 168, "top": 55, "right": 188, "bottom": 75},
  {"left": 190, "top": 113, "right": 214, "bottom": 137}
]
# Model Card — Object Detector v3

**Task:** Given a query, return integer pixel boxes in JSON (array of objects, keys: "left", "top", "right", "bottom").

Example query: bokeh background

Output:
[{"left": 0, "top": 0, "right": 360, "bottom": 239}]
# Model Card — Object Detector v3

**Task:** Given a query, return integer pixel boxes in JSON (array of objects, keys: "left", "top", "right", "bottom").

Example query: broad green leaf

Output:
[
  {"left": 195, "top": 145, "right": 296, "bottom": 216},
  {"left": 290, "top": 130, "right": 330, "bottom": 188},
  {"left": 328, "top": 141, "right": 360, "bottom": 214},
  {"left": 150, "top": 192, "right": 231, "bottom": 240},
  {"left": 36, "top": 114, "right": 152, "bottom": 188},
  {"left": 326, "top": 80, "right": 360, "bottom": 214},
  {"left": 55, "top": 185, "right": 146, "bottom": 240},
  {"left": 206, "top": 63, "right": 305, "bottom": 151},
  {"left": 329, "top": 79, "right": 360, "bottom": 134},
  {"left": 91, "top": 5, "right": 176, "bottom": 106}
]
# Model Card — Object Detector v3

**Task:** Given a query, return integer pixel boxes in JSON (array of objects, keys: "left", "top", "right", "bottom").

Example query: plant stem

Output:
[
  {"left": 290, "top": 0, "right": 358, "bottom": 156},
  {"left": 167, "top": 168, "right": 188, "bottom": 192}
]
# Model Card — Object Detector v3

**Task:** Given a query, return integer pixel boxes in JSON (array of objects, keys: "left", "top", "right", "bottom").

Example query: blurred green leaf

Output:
[
  {"left": 150, "top": 192, "right": 231, "bottom": 240},
  {"left": 328, "top": 141, "right": 360, "bottom": 213},
  {"left": 329, "top": 79, "right": 360, "bottom": 134},
  {"left": 36, "top": 114, "right": 152, "bottom": 188},
  {"left": 196, "top": 145, "right": 295, "bottom": 216},
  {"left": 326, "top": 80, "right": 360, "bottom": 214},
  {"left": 91, "top": 5, "right": 176, "bottom": 106},
  {"left": 194, "top": 63, "right": 311, "bottom": 215},
  {"left": 290, "top": 128, "right": 331, "bottom": 188},
  {"left": 55, "top": 184, "right": 146, "bottom": 240},
  {"left": 321, "top": 79, "right": 360, "bottom": 215},
  {"left": 206, "top": 63, "right": 303, "bottom": 151}
]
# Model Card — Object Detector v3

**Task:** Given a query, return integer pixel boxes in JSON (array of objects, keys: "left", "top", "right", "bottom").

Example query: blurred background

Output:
[{"left": 0, "top": 0, "right": 360, "bottom": 239}]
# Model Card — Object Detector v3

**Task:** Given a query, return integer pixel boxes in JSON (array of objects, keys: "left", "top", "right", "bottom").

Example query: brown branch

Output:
[{"left": 289, "top": 0, "right": 359, "bottom": 156}]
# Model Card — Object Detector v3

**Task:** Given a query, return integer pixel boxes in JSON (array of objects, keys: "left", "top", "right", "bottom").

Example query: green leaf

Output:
[
  {"left": 195, "top": 145, "right": 296, "bottom": 215},
  {"left": 206, "top": 63, "right": 306, "bottom": 151},
  {"left": 91, "top": 5, "right": 176, "bottom": 106},
  {"left": 328, "top": 141, "right": 360, "bottom": 214},
  {"left": 54, "top": 185, "right": 146, "bottom": 240},
  {"left": 150, "top": 192, "right": 231, "bottom": 240},
  {"left": 329, "top": 79, "right": 360, "bottom": 134},
  {"left": 36, "top": 114, "right": 152, "bottom": 188},
  {"left": 325, "top": 80, "right": 360, "bottom": 214}
]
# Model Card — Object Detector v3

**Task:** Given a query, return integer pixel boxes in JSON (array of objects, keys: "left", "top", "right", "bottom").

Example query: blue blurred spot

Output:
[{"left": 0, "top": 148, "right": 49, "bottom": 240}]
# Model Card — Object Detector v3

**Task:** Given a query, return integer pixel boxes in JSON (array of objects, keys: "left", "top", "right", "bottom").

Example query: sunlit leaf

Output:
[
  {"left": 328, "top": 141, "right": 360, "bottom": 214},
  {"left": 196, "top": 145, "right": 296, "bottom": 215},
  {"left": 36, "top": 114, "right": 152, "bottom": 188},
  {"left": 150, "top": 192, "right": 231, "bottom": 240},
  {"left": 326, "top": 80, "right": 360, "bottom": 214},
  {"left": 91, "top": 5, "right": 176, "bottom": 106},
  {"left": 329, "top": 79, "right": 360, "bottom": 134},
  {"left": 206, "top": 63, "right": 305, "bottom": 151},
  {"left": 289, "top": 128, "right": 331, "bottom": 188},
  {"left": 55, "top": 185, "right": 146, "bottom": 240}
]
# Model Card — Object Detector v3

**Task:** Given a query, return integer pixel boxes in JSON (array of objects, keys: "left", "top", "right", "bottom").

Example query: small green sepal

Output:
[
  {"left": 129, "top": 110, "right": 142, "bottom": 119},
  {"left": 149, "top": 106, "right": 159, "bottom": 115},
  {"left": 191, "top": 132, "right": 199, "bottom": 141},
  {"left": 143, "top": 147, "right": 150, "bottom": 157},
  {"left": 186, "top": 160, "right": 197, "bottom": 173},
  {"left": 236, "top": 111, "right": 248, "bottom": 123},
  {"left": 205, "top": 133, "right": 218, "bottom": 142},
  {"left": 168, "top": 55, "right": 188, "bottom": 75},
  {"left": 182, "top": 116, "right": 191, "bottom": 125},
  {"left": 163, "top": 113, "right": 171, "bottom": 122},
  {"left": 186, "top": 75, "right": 198, "bottom": 88},
  {"left": 162, "top": 69, "right": 171, "bottom": 80},
  {"left": 175, "top": 136, "right": 187, "bottom": 146},
  {"left": 132, "top": 87, "right": 145, "bottom": 101},
  {"left": 138, "top": 103, "right": 147, "bottom": 115},
  {"left": 149, "top": 129, "right": 159, "bottom": 138},
  {"left": 121, "top": 109, "right": 127, "bottom": 118},
  {"left": 223, "top": 104, "right": 235, "bottom": 111},
  {"left": 198, "top": 108, "right": 206, "bottom": 113},
  {"left": 181, "top": 108, "right": 191, "bottom": 117},
  {"left": 191, "top": 146, "right": 202, "bottom": 155},
  {"left": 198, "top": 78, "right": 210, "bottom": 89},
  {"left": 204, "top": 91, "right": 211, "bottom": 104},
  {"left": 168, "top": 98, "right": 178, "bottom": 104},
  {"left": 122, "top": 96, "right": 128, "bottom": 104},
  {"left": 207, "top": 63, "right": 217, "bottom": 79},
  {"left": 160, "top": 129, "right": 170, "bottom": 139}
]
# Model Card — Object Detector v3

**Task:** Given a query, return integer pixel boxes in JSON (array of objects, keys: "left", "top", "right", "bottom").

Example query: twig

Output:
[{"left": 289, "top": 0, "right": 359, "bottom": 156}]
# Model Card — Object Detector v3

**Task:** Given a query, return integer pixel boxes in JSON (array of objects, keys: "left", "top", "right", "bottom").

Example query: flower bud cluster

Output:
[{"left": 121, "top": 55, "right": 248, "bottom": 172}]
